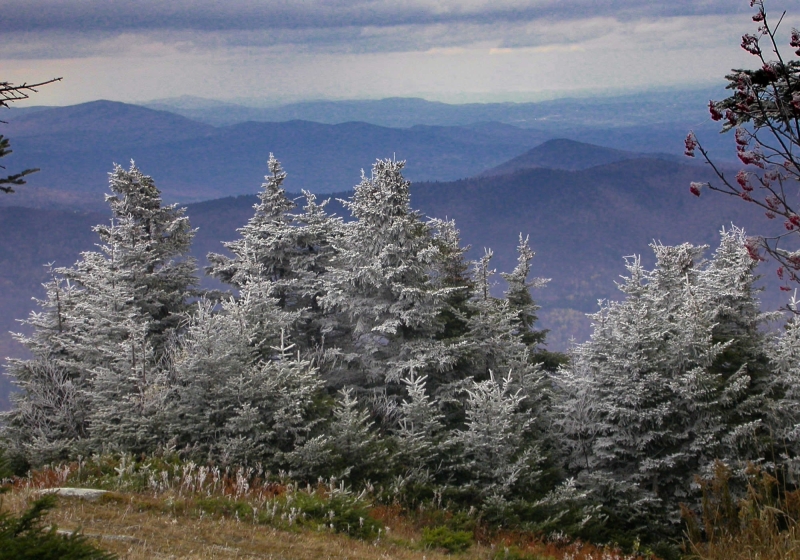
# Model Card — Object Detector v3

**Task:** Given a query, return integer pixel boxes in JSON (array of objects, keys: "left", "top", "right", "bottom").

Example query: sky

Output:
[{"left": 4, "top": 0, "right": 800, "bottom": 107}]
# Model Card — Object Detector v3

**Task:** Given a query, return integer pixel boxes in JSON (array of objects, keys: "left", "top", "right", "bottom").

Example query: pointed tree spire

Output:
[{"left": 501, "top": 234, "right": 549, "bottom": 348}]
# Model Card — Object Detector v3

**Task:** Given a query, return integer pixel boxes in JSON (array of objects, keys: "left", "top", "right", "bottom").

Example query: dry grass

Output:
[
  {"left": 1, "top": 487, "right": 658, "bottom": 560},
  {"left": 0, "top": 456, "right": 659, "bottom": 560},
  {"left": 3, "top": 488, "right": 464, "bottom": 559},
  {"left": 682, "top": 462, "right": 800, "bottom": 560}
]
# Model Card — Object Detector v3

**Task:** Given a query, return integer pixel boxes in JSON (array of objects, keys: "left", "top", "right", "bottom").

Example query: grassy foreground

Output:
[
  {"left": 0, "top": 455, "right": 653, "bottom": 560},
  {"left": 0, "top": 489, "right": 649, "bottom": 560},
  {"left": 6, "top": 456, "right": 800, "bottom": 559}
]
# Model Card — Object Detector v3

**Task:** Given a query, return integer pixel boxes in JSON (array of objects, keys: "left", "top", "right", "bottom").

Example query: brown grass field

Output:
[
  {"left": 3, "top": 488, "right": 468, "bottom": 559},
  {"left": 1, "top": 485, "right": 654, "bottom": 560}
]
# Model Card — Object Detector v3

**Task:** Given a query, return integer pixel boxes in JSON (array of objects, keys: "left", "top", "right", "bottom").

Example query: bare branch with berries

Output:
[{"left": 687, "top": 0, "right": 800, "bottom": 297}]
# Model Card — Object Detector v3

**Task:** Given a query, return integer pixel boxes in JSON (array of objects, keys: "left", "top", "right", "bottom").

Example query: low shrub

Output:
[
  {"left": 421, "top": 525, "right": 474, "bottom": 553},
  {"left": 0, "top": 488, "right": 116, "bottom": 560}
]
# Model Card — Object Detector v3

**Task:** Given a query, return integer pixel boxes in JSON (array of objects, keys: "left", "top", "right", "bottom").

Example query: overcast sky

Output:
[{"left": 5, "top": 0, "right": 800, "bottom": 106}]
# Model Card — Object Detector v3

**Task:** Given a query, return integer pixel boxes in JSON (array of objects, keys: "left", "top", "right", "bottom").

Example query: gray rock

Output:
[{"left": 38, "top": 487, "right": 109, "bottom": 501}]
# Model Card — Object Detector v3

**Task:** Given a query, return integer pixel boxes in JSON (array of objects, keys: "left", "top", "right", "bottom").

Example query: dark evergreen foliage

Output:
[{"left": 0, "top": 490, "right": 116, "bottom": 560}]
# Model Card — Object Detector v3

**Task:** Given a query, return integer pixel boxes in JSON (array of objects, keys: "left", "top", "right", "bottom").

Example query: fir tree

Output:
[
  {"left": 460, "top": 249, "right": 534, "bottom": 379},
  {"left": 555, "top": 229, "right": 775, "bottom": 533},
  {"left": 446, "top": 371, "right": 543, "bottom": 515},
  {"left": 427, "top": 218, "right": 473, "bottom": 342},
  {"left": 208, "top": 155, "right": 342, "bottom": 354},
  {"left": 501, "top": 234, "right": 549, "bottom": 348},
  {"left": 96, "top": 162, "right": 197, "bottom": 355},
  {"left": 768, "top": 294, "right": 800, "bottom": 475},
  {"left": 288, "top": 387, "right": 389, "bottom": 483},
  {"left": 163, "top": 281, "right": 324, "bottom": 467},
  {"left": 3, "top": 163, "right": 197, "bottom": 462},
  {"left": 2, "top": 271, "right": 85, "bottom": 464},
  {"left": 321, "top": 159, "right": 457, "bottom": 389},
  {"left": 66, "top": 243, "right": 161, "bottom": 454},
  {"left": 207, "top": 154, "right": 296, "bottom": 292},
  {"left": 394, "top": 372, "right": 446, "bottom": 485}
]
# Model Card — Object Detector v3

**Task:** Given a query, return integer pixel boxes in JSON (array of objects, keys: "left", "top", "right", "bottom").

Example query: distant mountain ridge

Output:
[
  {"left": 2, "top": 99, "right": 722, "bottom": 214},
  {"left": 480, "top": 139, "right": 684, "bottom": 175},
  {"left": 6, "top": 100, "right": 215, "bottom": 142},
  {"left": 143, "top": 88, "right": 724, "bottom": 129},
  {"left": 2, "top": 100, "right": 550, "bottom": 206},
  {"left": 138, "top": 90, "right": 736, "bottom": 161}
]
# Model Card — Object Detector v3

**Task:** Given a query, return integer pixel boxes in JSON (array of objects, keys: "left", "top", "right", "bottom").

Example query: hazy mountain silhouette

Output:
[
  {"left": 2, "top": 101, "right": 549, "bottom": 207},
  {"left": 143, "top": 88, "right": 722, "bottom": 129},
  {"left": 2, "top": 96, "right": 738, "bottom": 213},
  {"left": 139, "top": 89, "right": 736, "bottom": 160},
  {"left": 480, "top": 139, "right": 683, "bottom": 175}
]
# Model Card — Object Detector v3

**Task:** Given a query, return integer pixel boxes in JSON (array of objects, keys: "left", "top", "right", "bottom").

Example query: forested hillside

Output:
[
  {"left": 7, "top": 1, "right": 800, "bottom": 558},
  {"left": 2, "top": 151, "right": 797, "bottom": 558},
  {"left": 0, "top": 101, "right": 549, "bottom": 206},
  {"left": 0, "top": 144, "right": 777, "bottom": 401}
]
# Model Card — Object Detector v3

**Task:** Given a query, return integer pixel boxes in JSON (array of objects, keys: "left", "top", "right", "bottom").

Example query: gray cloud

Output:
[
  {"left": 4, "top": 0, "right": 795, "bottom": 107},
  {"left": 3, "top": 0, "right": 759, "bottom": 34},
  {"left": 5, "top": 1, "right": 778, "bottom": 61}
]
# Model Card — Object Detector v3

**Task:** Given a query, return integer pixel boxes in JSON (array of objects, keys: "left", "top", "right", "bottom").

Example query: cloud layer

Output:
[
  {"left": 4, "top": 0, "right": 754, "bottom": 34},
  {"left": 3, "top": 0, "right": 797, "bottom": 105}
]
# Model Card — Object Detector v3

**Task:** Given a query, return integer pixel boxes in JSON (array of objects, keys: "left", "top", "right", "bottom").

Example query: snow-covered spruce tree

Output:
[
  {"left": 71, "top": 164, "right": 196, "bottom": 453},
  {"left": 445, "top": 371, "right": 544, "bottom": 520},
  {"left": 158, "top": 298, "right": 254, "bottom": 456},
  {"left": 501, "top": 234, "right": 549, "bottom": 348},
  {"left": 94, "top": 162, "right": 197, "bottom": 356},
  {"left": 393, "top": 372, "right": 446, "bottom": 489},
  {"left": 767, "top": 295, "right": 800, "bottom": 474},
  {"left": 390, "top": 248, "right": 552, "bottom": 504},
  {"left": 2, "top": 163, "right": 197, "bottom": 461},
  {"left": 321, "top": 159, "right": 458, "bottom": 390},
  {"left": 208, "top": 155, "right": 342, "bottom": 355},
  {"left": 427, "top": 218, "right": 473, "bottom": 343},
  {"left": 437, "top": 246, "right": 552, "bottom": 454},
  {"left": 65, "top": 244, "right": 164, "bottom": 454},
  {"left": 288, "top": 190, "right": 345, "bottom": 351},
  {"left": 162, "top": 279, "right": 327, "bottom": 467},
  {"left": 502, "top": 234, "right": 566, "bottom": 372},
  {"left": 461, "top": 249, "right": 536, "bottom": 380},
  {"left": 700, "top": 227, "right": 778, "bottom": 463},
  {"left": 207, "top": 154, "right": 295, "bottom": 290},
  {"left": 286, "top": 387, "right": 390, "bottom": 482},
  {"left": 1, "top": 271, "right": 86, "bottom": 464},
  {"left": 554, "top": 229, "right": 774, "bottom": 536}
]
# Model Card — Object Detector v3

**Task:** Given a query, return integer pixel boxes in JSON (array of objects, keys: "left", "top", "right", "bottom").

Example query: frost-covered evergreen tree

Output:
[
  {"left": 394, "top": 373, "right": 446, "bottom": 485},
  {"left": 555, "top": 229, "right": 775, "bottom": 533},
  {"left": 162, "top": 276, "right": 325, "bottom": 466},
  {"left": 427, "top": 218, "right": 473, "bottom": 342},
  {"left": 65, "top": 243, "right": 162, "bottom": 454},
  {"left": 159, "top": 298, "right": 254, "bottom": 453},
  {"left": 502, "top": 234, "right": 549, "bottom": 348},
  {"left": 461, "top": 249, "right": 541, "bottom": 380},
  {"left": 446, "top": 371, "right": 544, "bottom": 515},
  {"left": 432, "top": 244, "right": 553, "bottom": 467},
  {"left": 322, "top": 159, "right": 457, "bottom": 389},
  {"left": 208, "top": 155, "right": 342, "bottom": 354},
  {"left": 3, "top": 163, "right": 197, "bottom": 462},
  {"left": 94, "top": 163, "right": 197, "bottom": 355},
  {"left": 287, "top": 387, "right": 390, "bottom": 482},
  {"left": 767, "top": 295, "right": 800, "bottom": 474},
  {"left": 207, "top": 154, "right": 295, "bottom": 290},
  {"left": 1, "top": 271, "right": 85, "bottom": 464}
]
